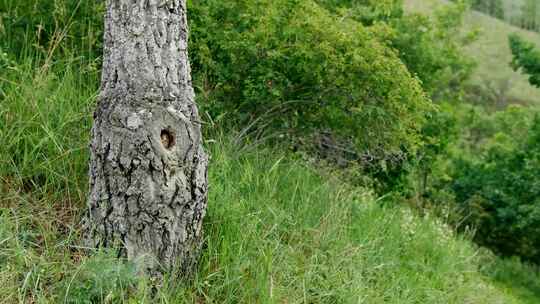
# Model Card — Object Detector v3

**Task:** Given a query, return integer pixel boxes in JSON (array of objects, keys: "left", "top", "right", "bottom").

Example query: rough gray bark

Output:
[{"left": 84, "top": 0, "right": 208, "bottom": 276}]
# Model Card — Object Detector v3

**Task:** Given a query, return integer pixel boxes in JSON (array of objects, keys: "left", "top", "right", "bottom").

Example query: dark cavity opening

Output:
[{"left": 161, "top": 129, "right": 175, "bottom": 150}]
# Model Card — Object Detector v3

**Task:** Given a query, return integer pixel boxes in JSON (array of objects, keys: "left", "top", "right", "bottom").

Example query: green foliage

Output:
[
  {"left": 188, "top": 0, "right": 480, "bottom": 192},
  {"left": 390, "top": 2, "right": 475, "bottom": 98},
  {"left": 318, "top": 0, "right": 475, "bottom": 98},
  {"left": 310, "top": 0, "right": 474, "bottom": 194},
  {"left": 453, "top": 104, "right": 534, "bottom": 154},
  {"left": 3, "top": 0, "right": 473, "bottom": 191},
  {"left": 410, "top": 101, "right": 540, "bottom": 265},
  {"left": 316, "top": 0, "right": 405, "bottom": 25},
  {"left": 189, "top": 0, "right": 432, "bottom": 157},
  {"left": 409, "top": 104, "right": 458, "bottom": 202},
  {"left": 446, "top": 106, "right": 540, "bottom": 263},
  {"left": 510, "top": 34, "right": 540, "bottom": 88}
]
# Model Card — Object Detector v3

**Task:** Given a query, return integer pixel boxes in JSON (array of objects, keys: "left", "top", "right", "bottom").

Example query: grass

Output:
[
  {"left": 501, "top": 0, "right": 527, "bottom": 26},
  {"left": 404, "top": 0, "right": 540, "bottom": 105},
  {"left": 484, "top": 257, "right": 540, "bottom": 304},
  {"left": 0, "top": 56, "right": 538, "bottom": 303}
]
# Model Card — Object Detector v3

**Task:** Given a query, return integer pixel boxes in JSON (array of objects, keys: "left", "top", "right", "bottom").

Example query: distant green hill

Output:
[
  {"left": 501, "top": 0, "right": 526, "bottom": 25},
  {"left": 404, "top": 0, "right": 540, "bottom": 105}
]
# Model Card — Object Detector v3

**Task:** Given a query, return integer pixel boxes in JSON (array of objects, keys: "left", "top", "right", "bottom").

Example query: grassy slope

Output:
[
  {"left": 0, "top": 59, "right": 531, "bottom": 304},
  {"left": 404, "top": 0, "right": 540, "bottom": 105},
  {"left": 501, "top": 0, "right": 525, "bottom": 25}
]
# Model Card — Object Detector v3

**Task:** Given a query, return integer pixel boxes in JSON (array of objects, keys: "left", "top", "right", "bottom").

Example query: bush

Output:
[
  {"left": 449, "top": 109, "right": 540, "bottom": 263},
  {"left": 189, "top": 0, "right": 432, "bottom": 157},
  {"left": 389, "top": 2, "right": 474, "bottom": 99},
  {"left": 316, "top": 0, "right": 474, "bottom": 100},
  {"left": 316, "top": 0, "right": 405, "bottom": 25},
  {"left": 510, "top": 34, "right": 540, "bottom": 88}
]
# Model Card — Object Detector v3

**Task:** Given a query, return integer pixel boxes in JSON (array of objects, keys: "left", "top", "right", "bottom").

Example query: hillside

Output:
[
  {"left": 0, "top": 83, "right": 533, "bottom": 302},
  {"left": 501, "top": 0, "right": 526, "bottom": 25},
  {"left": 404, "top": 0, "right": 540, "bottom": 105},
  {"left": 0, "top": 58, "right": 537, "bottom": 304}
]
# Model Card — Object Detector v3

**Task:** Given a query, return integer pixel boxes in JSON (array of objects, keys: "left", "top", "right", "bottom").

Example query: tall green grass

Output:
[
  {"left": 0, "top": 133, "right": 529, "bottom": 302},
  {"left": 0, "top": 59, "right": 97, "bottom": 199},
  {"left": 1, "top": 0, "right": 101, "bottom": 199},
  {"left": 483, "top": 257, "right": 540, "bottom": 304},
  {"left": 0, "top": 58, "right": 533, "bottom": 301}
]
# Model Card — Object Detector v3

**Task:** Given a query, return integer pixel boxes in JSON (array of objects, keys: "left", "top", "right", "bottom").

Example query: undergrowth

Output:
[{"left": 0, "top": 61, "right": 535, "bottom": 302}]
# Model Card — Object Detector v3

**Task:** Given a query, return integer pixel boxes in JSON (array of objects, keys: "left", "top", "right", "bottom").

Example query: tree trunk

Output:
[{"left": 84, "top": 0, "right": 208, "bottom": 276}]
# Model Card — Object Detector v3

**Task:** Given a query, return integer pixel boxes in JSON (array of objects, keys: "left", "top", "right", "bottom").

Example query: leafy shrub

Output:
[
  {"left": 3, "top": 0, "right": 442, "bottom": 190},
  {"left": 389, "top": 2, "right": 475, "bottom": 99},
  {"left": 510, "top": 34, "right": 540, "bottom": 88},
  {"left": 189, "top": 0, "right": 478, "bottom": 193},
  {"left": 316, "top": 0, "right": 474, "bottom": 99},
  {"left": 308, "top": 0, "right": 474, "bottom": 193},
  {"left": 449, "top": 110, "right": 540, "bottom": 263},
  {"left": 189, "top": 0, "right": 432, "bottom": 158},
  {"left": 414, "top": 103, "right": 540, "bottom": 264},
  {"left": 3, "top": 0, "right": 463, "bottom": 192},
  {"left": 316, "top": 0, "right": 405, "bottom": 25}
]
